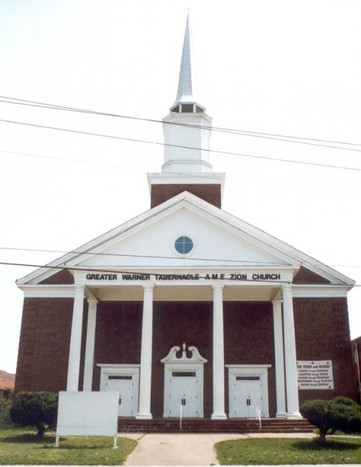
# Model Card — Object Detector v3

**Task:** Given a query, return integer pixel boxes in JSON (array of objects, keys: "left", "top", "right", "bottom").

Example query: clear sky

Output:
[{"left": 0, "top": 0, "right": 360, "bottom": 374}]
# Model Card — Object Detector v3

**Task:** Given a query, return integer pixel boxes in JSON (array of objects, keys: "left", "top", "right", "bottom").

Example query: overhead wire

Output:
[
  {"left": 1, "top": 117, "right": 360, "bottom": 172},
  {"left": 0, "top": 95, "right": 360, "bottom": 151},
  {"left": 0, "top": 246, "right": 282, "bottom": 265}
]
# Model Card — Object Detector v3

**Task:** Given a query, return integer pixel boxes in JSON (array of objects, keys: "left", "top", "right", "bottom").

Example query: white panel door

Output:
[
  {"left": 165, "top": 371, "right": 200, "bottom": 417},
  {"left": 230, "top": 377, "right": 262, "bottom": 418},
  {"left": 105, "top": 375, "right": 138, "bottom": 417}
]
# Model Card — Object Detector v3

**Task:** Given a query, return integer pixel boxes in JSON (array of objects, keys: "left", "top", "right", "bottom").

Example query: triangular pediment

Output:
[{"left": 18, "top": 192, "right": 354, "bottom": 287}]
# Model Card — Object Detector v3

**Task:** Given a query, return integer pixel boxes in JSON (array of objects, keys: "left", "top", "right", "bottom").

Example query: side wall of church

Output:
[
  {"left": 15, "top": 297, "right": 74, "bottom": 392},
  {"left": 294, "top": 297, "right": 356, "bottom": 404}
]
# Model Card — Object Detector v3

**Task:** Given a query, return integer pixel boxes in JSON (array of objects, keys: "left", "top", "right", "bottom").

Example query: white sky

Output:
[{"left": 0, "top": 0, "right": 360, "bottom": 374}]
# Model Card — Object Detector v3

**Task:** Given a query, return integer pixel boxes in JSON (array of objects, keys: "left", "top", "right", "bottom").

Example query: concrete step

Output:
[{"left": 118, "top": 418, "right": 314, "bottom": 433}]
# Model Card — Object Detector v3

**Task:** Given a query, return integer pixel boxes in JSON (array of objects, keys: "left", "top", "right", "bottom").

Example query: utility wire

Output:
[
  {"left": 0, "top": 246, "right": 282, "bottom": 265},
  {"left": 1, "top": 95, "right": 360, "bottom": 152},
  {"left": 1, "top": 118, "right": 360, "bottom": 172}
]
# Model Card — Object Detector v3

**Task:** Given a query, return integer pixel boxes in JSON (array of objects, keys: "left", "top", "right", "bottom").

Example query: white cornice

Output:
[
  {"left": 292, "top": 284, "right": 351, "bottom": 298},
  {"left": 19, "top": 285, "right": 75, "bottom": 298}
]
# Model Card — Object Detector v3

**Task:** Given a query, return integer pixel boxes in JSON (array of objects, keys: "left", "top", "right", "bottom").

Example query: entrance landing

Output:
[{"left": 118, "top": 417, "right": 314, "bottom": 433}]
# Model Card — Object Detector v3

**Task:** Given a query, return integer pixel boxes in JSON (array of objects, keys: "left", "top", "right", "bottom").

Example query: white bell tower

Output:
[
  {"left": 162, "top": 14, "right": 212, "bottom": 173},
  {"left": 148, "top": 13, "right": 225, "bottom": 208}
]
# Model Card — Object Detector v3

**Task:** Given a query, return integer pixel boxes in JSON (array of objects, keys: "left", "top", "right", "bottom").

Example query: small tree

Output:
[
  {"left": 301, "top": 396, "right": 361, "bottom": 444},
  {"left": 10, "top": 391, "right": 58, "bottom": 438}
]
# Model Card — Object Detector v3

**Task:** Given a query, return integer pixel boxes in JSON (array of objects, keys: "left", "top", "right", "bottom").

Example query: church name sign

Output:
[
  {"left": 297, "top": 360, "right": 334, "bottom": 390},
  {"left": 84, "top": 272, "right": 283, "bottom": 282}
]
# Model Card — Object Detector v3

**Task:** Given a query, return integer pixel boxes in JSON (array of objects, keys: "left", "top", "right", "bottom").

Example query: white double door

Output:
[
  {"left": 99, "top": 365, "right": 139, "bottom": 417},
  {"left": 229, "top": 377, "right": 262, "bottom": 418},
  {"left": 164, "top": 371, "right": 200, "bottom": 417}
]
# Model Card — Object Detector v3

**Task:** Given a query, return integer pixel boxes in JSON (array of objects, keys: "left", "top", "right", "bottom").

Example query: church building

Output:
[{"left": 15, "top": 16, "right": 356, "bottom": 423}]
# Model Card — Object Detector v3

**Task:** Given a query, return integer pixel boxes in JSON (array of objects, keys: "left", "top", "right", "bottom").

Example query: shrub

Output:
[
  {"left": 301, "top": 396, "right": 361, "bottom": 444},
  {"left": 0, "top": 389, "right": 13, "bottom": 424},
  {"left": 10, "top": 391, "right": 58, "bottom": 438}
]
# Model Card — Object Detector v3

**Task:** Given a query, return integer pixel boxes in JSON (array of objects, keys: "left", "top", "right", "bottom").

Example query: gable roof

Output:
[{"left": 16, "top": 191, "right": 354, "bottom": 287}]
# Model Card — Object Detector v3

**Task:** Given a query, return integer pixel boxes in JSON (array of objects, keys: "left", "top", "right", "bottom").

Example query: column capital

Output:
[
  {"left": 282, "top": 284, "right": 293, "bottom": 292},
  {"left": 142, "top": 283, "right": 155, "bottom": 290},
  {"left": 212, "top": 283, "right": 225, "bottom": 291},
  {"left": 272, "top": 298, "right": 283, "bottom": 306},
  {"left": 87, "top": 297, "right": 98, "bottom": 304}
]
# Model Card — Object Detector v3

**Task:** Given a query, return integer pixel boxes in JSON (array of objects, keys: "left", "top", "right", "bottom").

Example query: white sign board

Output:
[
  {"left": 56, "top": 391, "right": 119, "bottom": 448},
  {"left": 297, "top": 360, "right": 334, "bottom": 390}
]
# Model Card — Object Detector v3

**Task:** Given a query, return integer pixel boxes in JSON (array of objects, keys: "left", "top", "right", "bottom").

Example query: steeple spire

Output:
[
  {"left": 174, "top": 12, "right": 195, "bottom": 106},
  {"left": 171, "top": 12, "right": 204, "bottom": 113},
  {"left": 147, "top": 13, "right": 225, "bottom": 209}
]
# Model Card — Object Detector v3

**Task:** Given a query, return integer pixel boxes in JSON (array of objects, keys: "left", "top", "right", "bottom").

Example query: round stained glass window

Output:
[{"left": 175, "top": 236, "right": 193, "bottom": 254}]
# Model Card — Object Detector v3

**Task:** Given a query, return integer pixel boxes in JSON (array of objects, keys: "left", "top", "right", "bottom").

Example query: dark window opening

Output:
[
  {"left": 236, "top": 376, "right": 260, "bottom": 381},
  {"left": 181, "top": 104, "right": 194, "bottom": 113},
  {"left": 172, "top": 371, "right": 196, "bottom": 377},
  {"left": 108, "top": 375, "right": 132, "bottom": 380}
]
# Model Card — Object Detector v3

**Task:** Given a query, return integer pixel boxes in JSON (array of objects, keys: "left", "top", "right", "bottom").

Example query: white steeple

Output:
[
  {"left": 147, "top": 13, "right": 225, "bottom": 208},
  {"left": 162, "top": 13, "right": 212, "bottom": 173},
  {"left": 172, "top": 12, "right": 198, "bottom": 108}
]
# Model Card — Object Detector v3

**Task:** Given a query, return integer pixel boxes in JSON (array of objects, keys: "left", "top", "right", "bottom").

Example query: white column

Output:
[
  {"left": 211, "top": 284, "right": 227, "bottom": 420},
  {"left": 272, "top": 299, "right": 287, "bottom": 417},
  {"left": 83, "top": 299, "right": 98, "bottom": 391},
  {"left": 137, "top": 284, "right": 154, "bottom": 419},
  {"left": 67, "top": 285, "right": 85, "bottom": 391},
  {"left": 282, "top": 285, "right": 301, "bottom": 418}
]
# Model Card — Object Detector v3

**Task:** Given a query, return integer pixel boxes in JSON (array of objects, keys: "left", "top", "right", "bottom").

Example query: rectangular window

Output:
[
  {"left": 108, "top": 375, "right": 132, "bottom": 380},
  {"left": 236, "top": 376, "right": 260, "bottom": 381},
  {"left": 181, "top": 104, "right": 194, "bottom": 113},
  {"left": 172, "top": 371, "right": 196, "bottom": 377}
]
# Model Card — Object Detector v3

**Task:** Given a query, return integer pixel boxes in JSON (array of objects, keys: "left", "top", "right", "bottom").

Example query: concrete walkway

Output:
[{"left": 122, "top": 432, "right": 318, "bottom": 466}]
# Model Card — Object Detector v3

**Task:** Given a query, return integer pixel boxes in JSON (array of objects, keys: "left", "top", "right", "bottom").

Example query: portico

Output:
[{"left": 65, "top": 270, "right": 301, "bottom": 419}]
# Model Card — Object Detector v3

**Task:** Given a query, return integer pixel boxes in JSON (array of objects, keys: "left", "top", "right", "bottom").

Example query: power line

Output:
[
  {"left": 1, "top": 95, "right": 360, "bottom": 152},
  {"left": 1, "top": 118, "right": 360, "bottom": 172},
  {"left": 0, "top": 246, "right": 282, "bottom": 265}
]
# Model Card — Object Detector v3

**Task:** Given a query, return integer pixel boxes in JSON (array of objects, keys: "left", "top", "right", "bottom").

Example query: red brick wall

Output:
[
  {"left": 294, "top": 297, "right": 356, "bottom": 404},
  {"left": 150, "top": 185, "right": 222, "bottom": 208},
  {"left": 15, "top": 298, "right": 74, "bottom": 392},
  {"left": 40, "top": 269, "right": 74, "bottom": 284},
  {"left": 92, "top": 302, "right": 143, "bottom": 390},
  {"left": 224, "top": 302, "right": 276, "bottom": 416},
  {"left": 152, "top": 302, "right": 213, "bottom": 417}
]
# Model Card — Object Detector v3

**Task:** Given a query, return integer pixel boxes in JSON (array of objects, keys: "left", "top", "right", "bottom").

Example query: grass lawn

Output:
[
  {"left": 215, "top": 436, "right": 361, "bottom": 465},
  {"left": 0, "top": 424, "right": 137, "bottom": 465}
]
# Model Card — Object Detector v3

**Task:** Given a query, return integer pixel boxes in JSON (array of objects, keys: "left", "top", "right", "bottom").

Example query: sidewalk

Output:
[{"left": 122, "top": 432, "right": 317, "bottom": 466}]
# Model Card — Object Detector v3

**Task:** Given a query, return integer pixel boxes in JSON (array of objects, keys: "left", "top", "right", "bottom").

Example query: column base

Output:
[
  {"left": 136, "top": 413, "right": 153, "bottom": 420},
  {"left": 286, "top": 412, "right": 302, "bottom": 419},
  {"left": 276, "top": 412, "right": 288, "bottom": 418},
  {"left": 211, "top": 413, "right": 227, "bottom": 420}
]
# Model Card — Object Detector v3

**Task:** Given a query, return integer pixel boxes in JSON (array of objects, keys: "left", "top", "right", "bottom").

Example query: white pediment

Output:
[
  {"left": 17, "top": 191, "right": 354, "bottom": 286},
  {"left": 76, "top": 204, "right": 291, "bottom": 270}
]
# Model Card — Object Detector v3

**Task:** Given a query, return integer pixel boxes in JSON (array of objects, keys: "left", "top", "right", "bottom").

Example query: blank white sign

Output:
[{"left": 56, "top": 391, "right": 119, "bottom": 447}]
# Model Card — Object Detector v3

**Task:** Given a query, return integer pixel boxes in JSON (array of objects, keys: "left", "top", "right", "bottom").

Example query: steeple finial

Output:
[{"left": 174, "top": 12, "right": 193, "bottom": 105}]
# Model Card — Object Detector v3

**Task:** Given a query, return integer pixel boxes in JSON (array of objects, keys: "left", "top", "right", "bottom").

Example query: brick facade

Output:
[
  {"left": 15, "top": 297, "right": 74, "bottom": 392},
  {"left": 150, "top": 184, "right": 222, "bottom": 208},
  {"left": 15, "top": 292, "right": 357, "bottom": 415}
]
